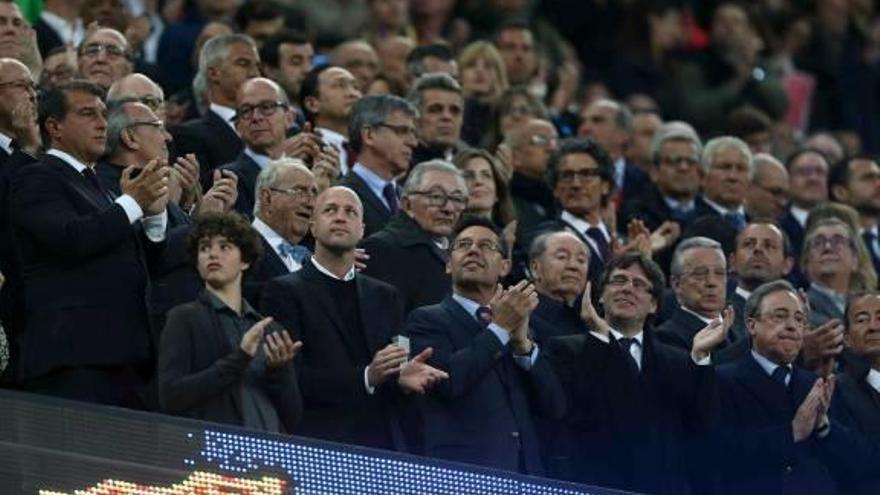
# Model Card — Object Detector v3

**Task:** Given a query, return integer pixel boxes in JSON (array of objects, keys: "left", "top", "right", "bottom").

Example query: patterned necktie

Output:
[
  {"left": 585, "top": 226, "right": 610, "bottom": 260},
  {"left": 342, "top": 140, "right": 357, "bottom": 170},
  {"left": 382, "top": 182, "right": 399, "bottom": 215},
  {"left": 278, "top": 242, "right": 311, "bottom": 265},
  {"left": 475, "top": 306, "right": 493, "bottom": 328},
  {"left": 771, "top": 365, "right": 790, "bottom": 388}
]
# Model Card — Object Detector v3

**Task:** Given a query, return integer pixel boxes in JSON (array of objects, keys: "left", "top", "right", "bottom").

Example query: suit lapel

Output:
[
  {"left": 259, "top": 236, "right": 288, "bottom": 277},
  {"left": 441, "top": 296, "right": 514, "bottom": 387},
  {"left": 49, "top": 156, "right": 110, "bottom": 210},
  {"left": 349, "top": 171, "right": 392, "bottom": 219},
  {"left": 736, "top": 356, "right": 796, "bottom": 414}
]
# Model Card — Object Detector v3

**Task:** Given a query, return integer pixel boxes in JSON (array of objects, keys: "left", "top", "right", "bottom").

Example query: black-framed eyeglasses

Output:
[
  {"left": 269, "top": 185, "right": 318, "bottom": 200},
  {"left": 113, "top": 95, "right": 164, "bottom": 112},
  {"left": 607, "top": 274, "right": 653, "bottom": 293},
  {"left": 80, "top": 43, "right": 130, "bottom": 60},
  {"left": 451, "top": 238, "right": 502, "bottom": 253},
  {"left": 558, "top": 168, "right": 602, "bottom": 183},
  {"left": 126, "top": 120, "right": 165, "bottom": 131},
  {"left": 408, "top": 189, "right": 468, "bottom": 210},
  {"left": 0, "top": 80, "right": 38, "bottom": 93},
  {"left": 373, "top": 122, "right": 417, "bottom": 139},
  {"left": 235, "top": 101, "right": 288, "bottom": 121}
]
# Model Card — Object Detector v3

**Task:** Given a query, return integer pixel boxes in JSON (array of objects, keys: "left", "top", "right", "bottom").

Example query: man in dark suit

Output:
[
  {"left": 171, "top": 34, "right": 259, "bottom": 187},
  {"left": 32, "top": 0, "right": 84, "bottom": 58},
  {"left": 221, "top": 77, "right": 296, "bottom": 216},
  {"left": 245, "top": 158, "right": 316, "bottom": 304},
  {"left": 781, "top": 149, "right": 831, "bottom": 288},
  {"left": 158, "top": 212, "right": 303, "bottom": 433},
  {"left": 361, "top": 160, "right": 467, "bottom": 314},
  {"left": 692, "top": 135, "right": 753, "bottom": 233},
  {"left": 527, "top": 230, "right": 590, "bottom": 343},
  {"left": 715, "top": 279, "right": 880, "bottom": 495},
  {"left": 261, "top": 186, "right": 447, "bottom": 450},
  {"left": 507, "top": 118, "right": 557, "bottom": 236},
  {"left": 829, "top": 155, "right": 880, "bottom": 278},
  {"left": 406, "top": 215, "right": 565, "bottom": 475},
  {"left": 407, "top": 73, "right": 465, "bottom": 165},
  {"left": 657, "top": 236, "right": 748, "bottom": 363},
  {"left": 544, "top": 252, "right": 729, "bottom": 492},
  {"left": 10, "top": 80, "right": 170, "bottom": 407},
  {"left": 337, "top": 94, "right": 417, "bottom": 238}
]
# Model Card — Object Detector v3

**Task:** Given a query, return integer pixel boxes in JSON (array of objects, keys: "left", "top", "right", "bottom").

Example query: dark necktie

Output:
[
  {"left": 617, "top": 337, "right": 640, "bottom": 374},
  {"left": 771, "top": 365, "right": 790, "bottom": 388},
  {"left": 475, "top": 306, "right": 493, "bottom": 328},
  {"left": 724, "top": 211, "right": 747, "bottom": 232},
  {"left": 585, "top": 226, "right": 610, "bottom": 260},
  {"left": 342, "top": 140, "right": 357, "bottom": 170},
  {"left": 863, "top": 231, "right": 880, "bottom": 263},
  {"left": 382, "top": 182, "right": 399, "bottom": 215},
  {"left": 81, "top": 168, "right": 113, "bottom": 204}
]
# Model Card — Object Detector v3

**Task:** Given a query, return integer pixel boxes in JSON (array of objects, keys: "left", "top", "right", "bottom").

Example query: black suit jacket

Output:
[
  {"left": 833, "top": 361, "right": 880, "bottom": 495},
  {"left": 170, "top": 110, "right": 243, "bottom": 190},
  {"left": 33, "top": 17, "right": 63, "bottom": 58},
  {"left": 360, "top": 212, "right": 450, "bottom": 315},
  {"left": 543, "top": 332, "right": 716, "bottom": 494},
  {"left": 406, "top": 295, "right": 565, "bottom": 475},
  {"left": 220, "top": 152, "right": 262, "bottom": 218},
  {"left": 260, "top": 260, "right": 406, "bottom": 450},
  {"left": 531, "top": 293, "right": 587, "bottom": 344},
  {"left": 157, "top": 291, "right": 302, "bottom": 432},
  {"left": 780, "top": 209, "right": 808, "bottom": 289},
  {"left": 655, "top": 306, "right": 749, "bottom": 364},
  {"left": 243, "top": 236, "right": 290, "bottom": 305},
  {"left": 619, "top": 159, "right": 650, "bottom": 206},
  {"left": 9, "top": 155, "right": 155, "bottom": 380},
  {"left": 337, "top": 170, "right": 393, "bottom": 238}
]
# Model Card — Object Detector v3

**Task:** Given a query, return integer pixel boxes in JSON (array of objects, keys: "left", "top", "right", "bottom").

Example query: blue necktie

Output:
[
  {"left": 382, "top": 182, "right": 399, "bottom": 215},
  {"left": 771, "top": 365, "right": 790, "bottom": 388},
  {"left": 278, "top": 242, "right": 311, "bottom": 265},
  {"left": 725, "top": 211, "right": 747, "bottom": 232}
]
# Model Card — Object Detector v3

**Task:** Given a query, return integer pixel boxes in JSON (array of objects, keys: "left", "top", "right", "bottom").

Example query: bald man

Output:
[{"left": 108, "top": 73, "right": 166, "bottom": 120}]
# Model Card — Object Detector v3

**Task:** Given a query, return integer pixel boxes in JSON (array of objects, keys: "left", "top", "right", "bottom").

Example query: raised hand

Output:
[
  {"left": 353, "top": 248, "right": 370, "bottom": 271},
  {"left": 312, "top": 146, "right": 341, "bottom": 192},
  {"left": 366, "top": 344, "right": 408, "bottom": 388},
  {"left": 580, "top": 281, "right": 610, "bottom": 336},
  {"left": 801, "top": 319, "right": 844, "bottom": 376},
  {"left": 792, "top": 377, "right": 829, "bottom": 442},
  {"left": 491, "top": 281, "right": 537, "bottom": 334},
  {"left": 650, "top": 221, "right": 681, "bottom": 253},
  {"left": 197, "top": 169, "right": 238, "bottom": 215},
  {"left": 263, "top": 329, "right": 303, "bottom": 368},
  {"left": 691, "top": 305, "right": 734, "bottom": 362},
  {"left": 280, "top": 128, "right": 323, "bottom": 164},
  {"left": 170, "top": 153, "right": 201, "bottom": 208},
  {"left": 398, "top": 348, "right": 449, "bottom": 394},
  {"left": 240, "top": 317, "right": 274, "bottom": 357},
  {"left": 120, "top": 158, "right": 170, "bottom": 215}
]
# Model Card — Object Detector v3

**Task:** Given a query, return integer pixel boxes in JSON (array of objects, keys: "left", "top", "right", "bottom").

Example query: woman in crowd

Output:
[
  {"left": 458, "top": 40, "right": 509, "bottom": 148},
  {"left": 453, "top": 148, "right": 517, "bottom": 251}
]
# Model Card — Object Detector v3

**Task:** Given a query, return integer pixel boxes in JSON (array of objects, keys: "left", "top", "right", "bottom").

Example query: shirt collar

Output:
[
  {"left": 244, "top": 147, "right": 272, "bottom": 169},
  {"left": 867, "top": 368, "right": 880, "bottom": 394},
  {"left": 311, "top": 255, "right": 356, "bottom": 281},
  {"left": 735, "top": 285, "right": 752, "bottom": 301},
  {"left": 609, "top": 327, "right": 644, "bottom": 346},
  {"left": 613, "top": 158, "right": 626, "bottom": 189},
  {"left": 663, "top": 195, "right": 695, "bottom": 212},
  {"left": 317, "top": 127, "right": 345, "bottom": 146},
  {"left": 680, "top": 305, "right": 718, "bottom": 325},
  {"left": 252, "top": 217, "right": 285, "bottom": 250},
  {"left": 452, "top": 293, "right": 483, "bottom": 321},
  {"left": 40, "top": 11, "right": 84, "bottom": 45},
  {"left": 790, "top": 205, "right": 810, "bottom": 227},
  {"left": 204, "top": 289, "right": 259, "bottom": 318},
  {"left": 702, "top": 195, "right": 744, "bottom": 216},
  {"left": 560, "top": 210, "right": 609, "bottom": 241},
  {"left": 210, "top": 103, "right": 238, "bottom": 131},
  {"left": 0, "top": 132, "right": 12, "bottom": 155},
  {"left": 352, "top": 163, "right": 394, "bottom": 201},
  {"left": 47, "top": 148, "right": 91, "bottom": 172},
  {"left": 751, "top": 349, "right": 792, "bottom": 377}
]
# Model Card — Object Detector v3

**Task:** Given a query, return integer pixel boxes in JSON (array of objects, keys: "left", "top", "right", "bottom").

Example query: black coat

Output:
[
  {"left": 406, "top": 295, "right": 565, "bottom": 475},
  {"left": 833, "top": 360, "right": 880, "bottom": 495},
  {"left": 260, "top": 260, "right": 407, "bottom": 450},
  {"left": 779, "top": 209, "right": 807, "bottom": 289},
  {"left": 655, "top": 306, "right": 750, "bottom": 365},
  {"left": 360, "top": 212, "right": 450, "bottom": 315},
  {"left": 531, "top": 293, "right": 587, "bottom": 345},
  {"left": 543, "top": 331, "right": 716, "bottom": 494},
  {"left": 220, "top": 152, "right": 261, "bottom": 218},
  {"left": 9, "top": 155, "right": 156, "bottom": 380},
  {"left": 242, "top": 235, "right": 292, "bottom": 306},
  {"left": 337, "top": 170, "right": 393, "bottom": 238},
  {"left": 170, "top": 110, "right": 243, "bottom": 190},
  {"left": 157, "top": 291, "right": 302, "bottom": 432}
]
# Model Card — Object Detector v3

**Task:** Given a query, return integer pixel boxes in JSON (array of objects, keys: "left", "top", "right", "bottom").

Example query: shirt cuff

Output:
[
  {"left": 590, "top": 331, "right": 610, "bottom": 343},
  {"left": 488, "top": 323, "right": 511, "bottom": 346},
  {"left": 513, "top": 344, "right": 539, "bottom": 370},
  {"left": 363, "top": 366, "right": 375, "bottom": 395},
  {"left": 693, "top": 354, "right": 712, "bottom": 366},
  {"left": 142, "top": 210, "right": 168, "bottom": 242},
  {"left": 115, "top": 194, "right": 143, "bottom": 224}
]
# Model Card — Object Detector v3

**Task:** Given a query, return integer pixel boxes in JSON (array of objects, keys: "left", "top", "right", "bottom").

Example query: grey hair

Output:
[
  {"left": 649, "top": 120, "right": 703, "bottom": 165},
  {"left": 253, "top": 156, "right": 312, "bottom": 216},
  {"left": 347, "top": 94, "right": 418, "bottom": 154},
  {"left": 528, "top": 230, "right": 588, "bottom": 264},
  {"left": 701, "top": 135, "right": 754, "bottom": 177},
  {"left": 670, "top": 236, "right": 725, "bottom": 278},
  {"left": 402, "top": 159, "right": 466, "bottom": 196},
  {"left": 197, "top": 33, "right": 256, "bottom": 79},
  {"left": 406, "top": 72, "right": 462, "bottom": 111},
  {"left": 744, "top": 279, "right": 798, "bottom": 319},
  {"left": 192, "top": 71, "right": 208, "bottom": 116},
  {"left": 105, "top": 102, "right": 138, "bottom": 157}
]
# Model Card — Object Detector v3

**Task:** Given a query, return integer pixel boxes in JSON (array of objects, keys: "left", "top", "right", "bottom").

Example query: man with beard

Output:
[{"left": 829, "top": 156, "right": 880, "bottom": 277}]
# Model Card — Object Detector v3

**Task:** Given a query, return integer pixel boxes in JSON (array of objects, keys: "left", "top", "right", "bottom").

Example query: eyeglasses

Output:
[
  {"left": 0, "top": 80, "right": 38, "bottom": 93},
  {"left": 235, "top": 101, "right": 288, "bottom": 121},
  {"left": 681, "top": 267, "right": 727, "bottom": 281},
  {"left": 756, "top": 308, "right": 807, "bottom": 328},
  {"left": 408, "top": 189, "right": 468, "bottom": 210},
  {"left": 374, "top": 122, "right": 417, "bottom": 139},
  {"left": 126, "top": 120, "right": 165, "bottom": 131},
  {"left": 528, "top": 134, "right": 557, "bottom": 147},
  {"left": 269, "top": 185, "right": 318, "bottom": 200},
  {"left": 558, "top": 168, "right": 602, "bottom": 183},
  {"left": 607, "top": 274, "right": 653, "bottom": 293},
  {"left": 807, "top": 234, "right": 853, "bottom": 251},
  {"left": 451, "top": 238, "right": 503, "bottom": 253},
  {"left": 113, "top": 95, "right": 164, "bottom": 112},
  {"left": 81, "top": 43, "right": 129, "bottom": 60},
  {"left": 659, "top": 155, "right": 699, "bottom": 167}
]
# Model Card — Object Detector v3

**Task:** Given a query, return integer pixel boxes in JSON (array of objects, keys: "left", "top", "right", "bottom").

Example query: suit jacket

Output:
[
  {"left": 243, "top": 236, "right": 290, "bottom": 305},
  {"left": 33, "top": 17, "right": 64, "bottom": 58},
  {"left": 510, "top": 173, "right": 555, "bottom": 236},
  {"left": 260, "top": 260, "right": 406, "bottom": 450},
  {"left": 220, "top": 152, "right": 261, "bottom": 218},
  {"left": 360, "top": 212, "right": 450, "bottom": 315},
  {"left": 531, "top": 293, "right": 587, "bottom": 344},
  {"left": 337, "top": 170, "right": 393, "bottom": 238},
  {"left": 544, "top": 331, "right": 716, "bottom": 494},
  {"left": 833, "top": 360, "right": 880, "bottom": 495},
  {"left": 618, "top": 159, "right": 650, "bottom": 206},
  {"left": 9, "top": 155, "right": 155, "bottom": 380},
  {"left": 619, "top": 184, "right": 695, "bottom": 277},
  {"left": 655, "top": 306, "right": 749, "bottom": 365},
  {"left": 406, "top": 295, "right": 565, "bottom": 475},
  {"left": 519, "top": 215, "right": 607, "bottom": 292},
  {"left": 806, "top": 285, "right": 844, "bottom": 327},
  {"left": 157, "top": 291, "right": 302, "bottom": 432},
  {"left": 780, "top": 209, "right": 808, "bottom": 289},
  {"left": 170, "top": 110, "right": 242, "bottom": 190}
]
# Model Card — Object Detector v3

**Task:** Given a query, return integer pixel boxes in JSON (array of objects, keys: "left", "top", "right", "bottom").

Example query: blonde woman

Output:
[{"left": 458, "top": 41, "right": 509, "bottom": 146}]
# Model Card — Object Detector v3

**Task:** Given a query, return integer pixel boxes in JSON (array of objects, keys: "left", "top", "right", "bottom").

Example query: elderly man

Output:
[
  {"left": 695, "top": 135, "right": 753, "bottom": 232},
  {"left": 577, "top": 98, "right": 649, "bottom": 208},
  {"left": 545, "top": 253, "right": 730, "bottom": 493},
  {"left": 406, "top": 215, "right": 565, "bottom": 474},
  {"left": 107, "top": 73, "right": 167, "bottom": 120},
  {"left": 745, "top": 153, "right": 790, "bottom": 220},
  {"left": 172, "top": 34, "right": 260, "bottom": 184},
  {"left": 338, "top": 94, "right": 417, "bottom": 237},
  {"left": 803, "top": 217, "right": 861, "bottom": 327},
  {"left": 244, "top": 158, "right": 316, "bottom": 304},
  {"left": 830, "top": 155, "right": 880, "bottom": 276},
  {"left": 407, "top": 73, "right": 464, "bottom": 164},
  {"left": 508, "top": 117, "right": 558, "bottom": 234},
  {"left": 361, "top": 160, "right": 467, "bottom": 315},
  {"left": 77, "top": 27, "right": 133, "bottom": 90},
  {"left": 262, "top": 185, "right": 447, "bottom": 450},
  {"left": 528, "top": 230, "right": 590, "bottom": 343}
]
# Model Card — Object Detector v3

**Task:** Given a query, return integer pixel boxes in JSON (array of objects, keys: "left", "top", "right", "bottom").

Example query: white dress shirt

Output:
[
  {"left": 40, "top": 10, "right": 85, "bottom": 47},
  {"left": 0, "top": 131, "right": 13, "bottom": 155},
  {"left": 209, "top": 103, "right": 238, "bottom": 133},
  {"left": 867, "top": 369, "right": 880, "bottom": 395},
  {"left": 252, "top": 217, "right": 302, "bottom": 273},
  {"left": 560, "top": 210, "right": 610, "bottom": 257},
  {"left": 318, "top": 127, "right": 350, "bottom": 175},
  {"left": 452, "top": 292, "right": 539, "bottom": 369},
  {"left": 751, "top": 349, "right": 792, "bottom": 386}
]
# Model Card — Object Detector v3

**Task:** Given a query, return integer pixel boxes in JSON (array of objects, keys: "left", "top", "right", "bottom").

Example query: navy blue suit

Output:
[
  {"left": 406, "top": 296, "right": 565, "bottom": 475},
  {"left": 170, "top": 110, "right": 242, "bottom": 190},
  {"left": 243, "top": 236, "right": 290, "bottom": 305},
  {"left": 220, "top": 152, "right": 261, "bottom": 218}
]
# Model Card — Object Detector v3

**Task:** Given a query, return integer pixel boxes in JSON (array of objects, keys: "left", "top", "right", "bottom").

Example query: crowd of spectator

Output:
[{"left": 1, "top": 0, "right": 880, "bottom": 494}]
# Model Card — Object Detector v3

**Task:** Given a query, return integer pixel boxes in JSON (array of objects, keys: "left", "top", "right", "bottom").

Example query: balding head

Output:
[
  {"left": 107, "top": 73, "right": 165, "bottom": 118},
  {"left": 312, "top": 186, "right": 365, "bottom": 253},
  {"left": 0, "top": 57, "right": 37, "bottom": 138},
  {"left": 78, "top": 27, "right": 132, "bottom": 89}
]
